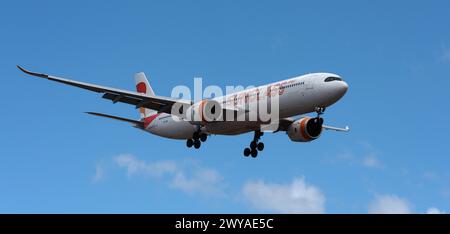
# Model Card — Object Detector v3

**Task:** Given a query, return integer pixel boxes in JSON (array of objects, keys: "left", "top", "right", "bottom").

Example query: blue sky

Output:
[{"left": 1, "top": 0, "right": 450, "bottom": 213}]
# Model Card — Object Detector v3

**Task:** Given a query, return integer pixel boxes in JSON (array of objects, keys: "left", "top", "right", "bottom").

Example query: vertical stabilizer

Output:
[{"left": 134, "top": 72, "right": 157, "bottom": 119}]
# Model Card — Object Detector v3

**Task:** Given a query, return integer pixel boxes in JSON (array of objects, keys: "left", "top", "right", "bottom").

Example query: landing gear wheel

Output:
[
  {"left": 193, "top": 132, "right": 200, "bottom": 140},
  {"left": 194, "top": 140, "right": 201, "bottom": 149},
  {"left": 251, "top": 150, "right": 258, "bottom": 158},
  {"left": 243, "top": 131, "right": 265, "bottom": 158},
  {"left": 250, "top": 141, "right": 257, "bottom": 150},
  {"left": 244, "top": 148, "right": 251, "bottom": 157},
  {"left": 257, "top": 142, "right": 264, "bottom": 151},
  {"left": 186, "top": 139, "right": 193, "bottom": 148},
  {"left": 200, "top": 134, "right": 207, "bottom": 142}
]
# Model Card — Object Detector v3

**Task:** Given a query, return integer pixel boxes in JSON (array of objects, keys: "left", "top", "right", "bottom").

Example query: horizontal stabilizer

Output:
[{"left": 86, "top": 112, "right": 143, "bottom": 128}]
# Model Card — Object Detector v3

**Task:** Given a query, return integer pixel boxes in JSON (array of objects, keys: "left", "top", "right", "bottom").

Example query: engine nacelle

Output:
[
  {"left": 287, "top": 117, "right": 323, "bottom": 142},
  {"left": 185, "top": 99, "right": 222, "bottom": 124}
]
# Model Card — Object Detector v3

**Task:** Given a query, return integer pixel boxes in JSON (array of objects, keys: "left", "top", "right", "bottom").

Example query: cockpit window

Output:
[{"left": 324, "top": 76, "right": 343, "bottom": 82}]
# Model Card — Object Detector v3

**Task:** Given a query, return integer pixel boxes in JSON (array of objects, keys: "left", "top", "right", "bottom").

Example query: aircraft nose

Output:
[
  {"left": 340, "top": 81, "right": 348, "bottom": 94},
  {"left": 334, "top": 81, "right": 348, "bottom": 98}
]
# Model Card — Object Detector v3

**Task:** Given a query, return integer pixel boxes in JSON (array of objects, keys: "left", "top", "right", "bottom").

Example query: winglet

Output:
[{"left": 17, "top": 65, "right": 49, "bottom": 78}]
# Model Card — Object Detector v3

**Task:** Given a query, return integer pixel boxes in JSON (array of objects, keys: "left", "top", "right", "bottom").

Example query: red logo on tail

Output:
[
  {"left": 136, "top": 82, "right": 147, "bottom": 116},
  {"left": 136, "top": 82, "right": 147, "bottom": 94}
]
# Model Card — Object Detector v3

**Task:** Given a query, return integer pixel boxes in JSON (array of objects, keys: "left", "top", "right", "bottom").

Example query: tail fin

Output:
[{"left": 134, "top": 72, "right": 157, "bottom": 119}]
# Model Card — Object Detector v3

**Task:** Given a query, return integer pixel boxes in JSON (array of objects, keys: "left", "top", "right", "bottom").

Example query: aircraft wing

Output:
[
  {"left": 17, "top": 66, "right": 192, "bottom": 116},
  {"left": 276, "top": 118, "right": 296, "bottom": 132}
]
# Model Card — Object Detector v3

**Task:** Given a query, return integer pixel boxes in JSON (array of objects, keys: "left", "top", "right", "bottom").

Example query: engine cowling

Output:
[
  {"left": 185, "top": 99, "right": 222, "bottom": 124},
  {"left": 287, "top": 117, "right": 323, "bottom": 142}
]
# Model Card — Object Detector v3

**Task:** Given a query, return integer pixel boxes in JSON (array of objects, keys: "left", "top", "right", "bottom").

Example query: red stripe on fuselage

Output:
[{"left": 143, "top": 113, "right": 160, "bottom": 128}]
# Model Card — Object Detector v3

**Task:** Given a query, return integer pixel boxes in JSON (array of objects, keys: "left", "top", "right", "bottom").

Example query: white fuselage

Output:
[{"left": 144, "top": 73, "right": 348, "bottom": 139}]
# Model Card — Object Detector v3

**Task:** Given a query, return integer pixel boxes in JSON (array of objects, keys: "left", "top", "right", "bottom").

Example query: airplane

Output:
[{"left": 17, "top": 65, "right": 349, "bottom": 158}]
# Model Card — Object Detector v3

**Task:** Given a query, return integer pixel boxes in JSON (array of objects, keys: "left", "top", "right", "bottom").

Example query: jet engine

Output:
[{"left": 287, "top": 117, "right": 323, "bottom": 142}]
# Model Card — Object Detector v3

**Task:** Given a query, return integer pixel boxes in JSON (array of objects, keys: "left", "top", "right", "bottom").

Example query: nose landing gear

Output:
[
  {"left": 314, "top": 106, "right": 326, "bottom": 118},
  {"left": 313, "top": 106, "right": 326, "bottom": 125},
  {"left": 243, "top": 130, "right": 264, "bottom": 158}
]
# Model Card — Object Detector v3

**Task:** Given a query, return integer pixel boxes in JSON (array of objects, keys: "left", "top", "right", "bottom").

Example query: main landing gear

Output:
[
  {"left": 243, "top": 130, "right": 264, "bottom": 158},
  {"left": 186, "top": 131, "right": 207, "bottom": 149}
]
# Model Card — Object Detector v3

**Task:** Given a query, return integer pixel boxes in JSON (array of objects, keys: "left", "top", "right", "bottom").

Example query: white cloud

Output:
[
  {"left": 422, "top": 171, "right": 439, "bottom": 180},
  {"left": 114, "top": 154, "right": 224, "bottom": 196},
  {"left": 327, "top": 143, "right": 384, "bottom": 169},
  {"left": 91, "top": 163, "right": 105, "bottom": 183},
  {"left": 114, "top": 154, "right": 177, "bottom": 177},
  {"left": 426, "top": 207, "right": 445, "bottom": 214},
  {"left": 171, "top": 167, "right": 223, "bottom": 195},
  {"left": 368, "top": 195, "right": 446, "bottom": 214},
  {"left": 363, "top": 154, "right": 383, "bottom": 169},
  {"left": 242, "top": 177, "right": 325, "bottom": 214},
  {"left": 368, "top": 195, "right": 412, "bottom": 214},
  {"left": 360, "top": 142, "right": 384, "bottom": 169}
]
